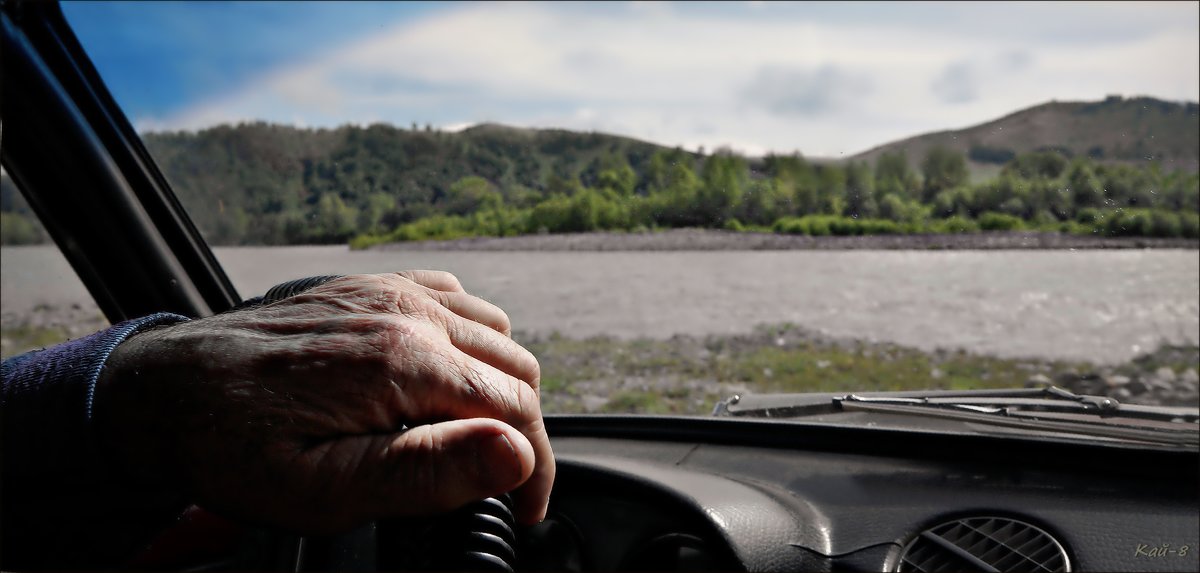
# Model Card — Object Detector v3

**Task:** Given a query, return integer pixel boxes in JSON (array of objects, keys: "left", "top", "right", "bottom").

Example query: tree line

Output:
[
  {"left": 1, "top": 122, "right": 1197, "bottom": 246},
  {"left": 351, "top": 145, "right": 1199, "bottom": 247}
]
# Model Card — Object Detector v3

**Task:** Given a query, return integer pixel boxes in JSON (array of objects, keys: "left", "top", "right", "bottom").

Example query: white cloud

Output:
[{"left": 142, "top": 1, "right": 1200, "bottom": 157}]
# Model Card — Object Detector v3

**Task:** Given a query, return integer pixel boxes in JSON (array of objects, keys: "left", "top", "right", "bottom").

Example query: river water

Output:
[{"left": 2, "top": 245, "right": 1197, "bottom": 364}]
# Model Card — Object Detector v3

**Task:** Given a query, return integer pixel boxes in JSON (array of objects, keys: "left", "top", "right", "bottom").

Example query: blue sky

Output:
[{"left": 63, "top": 1, "right": 1200, "bottom": 157}]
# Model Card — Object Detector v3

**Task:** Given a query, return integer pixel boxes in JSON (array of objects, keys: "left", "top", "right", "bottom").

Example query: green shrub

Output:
[
  {"left": 1149, "top": 210, "right": 1182, "bottom": 238},
  {"left": 858, "top": 219, "right": 902, "bottom": 235},
  {"left": 978, "top": 212, "right": 1024, "bottom": 231},
  {"left": 1058, "top": 221, "right": 1096, "bottom": 236},
  {"left": 1180, "top": 213, "right": 1200, "bottom": 239},
  {"left": 827, "top": 217, "right": 862, "bottom": 236},
  {"left": 1074, "top": 207, "right": 1101, "bottom": 224},
  {"left": 772, "top": 216, "right": 911, "bottom": 236},
  {"left": 1024, "top": 210, "right": 1059, "bottom": 231},
  {"left": 772, "top": 217, "right": 804, "bottom": 234},
  {"left": 348, "top": 234, "right": 383, "bottom": 250},
  {"left": 806, "top": 217, "right": 832, "bottom": 236},
  {"left": 1105, "top": 209, "right": 1151, "bottom": 237},
  {"left": 932, "top": 216, "right": 979, "bottom": 234}
]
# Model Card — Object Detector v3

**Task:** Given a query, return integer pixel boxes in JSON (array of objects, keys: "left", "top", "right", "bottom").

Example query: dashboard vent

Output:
[{"left": 898, "top": 516, "right": 1070, "bottom": 572}]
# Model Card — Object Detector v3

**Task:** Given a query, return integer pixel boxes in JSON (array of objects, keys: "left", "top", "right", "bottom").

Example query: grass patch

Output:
[
  {"left": 1, "top": 325, "right": 69, "bottom": 359},
  {"left": 520, "top": 324, "right": 1182, "bottom": 416},
  {"left": 715, "top": 342, "right": 1084, "bottom": 394}
]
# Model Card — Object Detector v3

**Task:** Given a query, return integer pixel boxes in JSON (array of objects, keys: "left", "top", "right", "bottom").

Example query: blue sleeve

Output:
[{"left": 1, "top": 313, "right": 190, "bottom": 570}]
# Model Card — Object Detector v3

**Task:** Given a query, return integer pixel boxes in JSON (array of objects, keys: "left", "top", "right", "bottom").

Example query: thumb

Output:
[{"left": 365, "top": 418, "right": 535, "bottom": 519}]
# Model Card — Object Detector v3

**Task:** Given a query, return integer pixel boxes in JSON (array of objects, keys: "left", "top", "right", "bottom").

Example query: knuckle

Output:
[
  {"left": 427, "top": 288, "right": 454, "bottom": 309},
  {"left": 513, "top": 379, "right": 542, "bottom": 424},
  {"left": 494, "top": 306, "right": 513, "bottom": 335},
  {"left": 434, "top": 270, "right": 465, "bottom": 292},
  {"left": 452, "top": 357, "right": 540, "bottom": 424},
  {"left": 457, "top": 360, "right": 514, "bottom": 413},
  {"left": 396, "top": 270, "right": 464, "bottom": 293},
  {"left": 518, "top": 349, "right": 541, "bottom": 386},
  {"left": 392, "top": 288, "right": 443, "bottom": 320},
  {"left": 393, "top": 429, "right": 446, "bottom": 507}
]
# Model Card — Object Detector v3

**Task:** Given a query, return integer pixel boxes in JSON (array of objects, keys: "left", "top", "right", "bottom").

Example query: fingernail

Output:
[{"left": 479, "top": 434, "right": 522, "bottom": 488}]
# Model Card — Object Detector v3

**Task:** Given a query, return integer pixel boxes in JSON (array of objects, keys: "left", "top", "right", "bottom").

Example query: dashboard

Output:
[
  {"left": 77, "top": 414, "right": 1200, "bottom": 572},
  {"left": 519, "top": 416, "right": 1200, "bottom": 572}
]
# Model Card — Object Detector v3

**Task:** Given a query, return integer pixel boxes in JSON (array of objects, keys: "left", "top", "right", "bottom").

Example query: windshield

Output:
[{"left": 3, "top": 1, "right": 1197, "bottom": 418}]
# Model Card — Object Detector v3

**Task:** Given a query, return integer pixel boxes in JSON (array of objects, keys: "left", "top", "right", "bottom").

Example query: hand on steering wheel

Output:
[{"left": 93, "top": 271, "right": 554, "bottom": 535}]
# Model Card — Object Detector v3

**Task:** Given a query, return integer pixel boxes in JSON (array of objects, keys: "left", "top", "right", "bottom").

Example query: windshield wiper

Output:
[
  {"left": 836, "top": 386, "right": 1197, "bottom": 422},
  {"left": 835, "top": 394, "right": 1198, "bottom": 447},
  {"left": 715, "top": 386, "right": 1199, "bottom": 448}
]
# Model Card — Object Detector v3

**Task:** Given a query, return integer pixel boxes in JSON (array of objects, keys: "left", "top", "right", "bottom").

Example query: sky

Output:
[{"left": 63, "top": 1, "right": 1200, "bottom": 158}]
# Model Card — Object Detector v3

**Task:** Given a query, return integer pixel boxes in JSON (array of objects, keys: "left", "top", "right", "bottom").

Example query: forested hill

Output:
[
  {"left": 1, "top": 96, "right": 1198, "bottom": 246},
  {"left": 850, "top": 96, "right": 1200, "bottom": 177},
  {"left": 108, "top": 122, "right": 687, "bottom": 245}
]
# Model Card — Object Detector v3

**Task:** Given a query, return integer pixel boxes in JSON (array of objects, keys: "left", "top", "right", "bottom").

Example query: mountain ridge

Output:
[
  {"left": 454, "top": 96, "right": 1200, "bottom": 175},
  {"left": 138, "top": 96, "right": 1200, "bottom": 173},
  {"left": 846, "top": 95, "right": 1199, "bottom": 175}
]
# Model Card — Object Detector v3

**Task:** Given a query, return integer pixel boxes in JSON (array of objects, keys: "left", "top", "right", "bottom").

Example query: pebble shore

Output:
[{"left": 372, "top": 228, "right": 1200, "bottom": 252}]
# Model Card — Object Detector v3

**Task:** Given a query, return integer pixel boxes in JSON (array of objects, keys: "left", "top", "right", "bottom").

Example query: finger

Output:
[
  {"left": 423, "top": 349, "right": 555, "bottom": 525},
  {"left": 374, "top": 418, "right": 534, "bottom": 517},
  {"left": 297, "top": 418, "right": 534, "bottom": 531},
  {"left": 387, "top": 272, "right": 511, "bottom": 336},
  {"left": 426, "top": 289, "right": 512, "bottom": 337},
  {"left": 438, "top": 309, "right": 539, "bottom": 390},
  {"left": 510, "top": 413, "right": 553, "bottom": 525},
  {"left": 394, "top": 270, "right": 465, "bottom": 293}
]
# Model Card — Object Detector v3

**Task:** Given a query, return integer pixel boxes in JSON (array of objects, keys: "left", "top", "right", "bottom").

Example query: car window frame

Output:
[{"left": 1, "top": 0, "right": 239, "bottom": 322}]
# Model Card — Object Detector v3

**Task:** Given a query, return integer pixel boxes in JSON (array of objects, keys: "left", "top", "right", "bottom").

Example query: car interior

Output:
[{"left": 2, "top": 2, "right": 1197, "bottom": 572}]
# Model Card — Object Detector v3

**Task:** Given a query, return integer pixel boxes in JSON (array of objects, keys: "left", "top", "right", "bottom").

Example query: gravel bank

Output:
[
  {"left": 518, "top": 324, "right": 1199, "bottom": 414},
  {"left": 371, "top": 229, "right": 1200, "bottom": 252}
]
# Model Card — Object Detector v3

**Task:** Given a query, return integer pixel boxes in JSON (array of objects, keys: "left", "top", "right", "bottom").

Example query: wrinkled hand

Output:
[{"left": 94, "top": 271, "right": 553, "bottom": 532}]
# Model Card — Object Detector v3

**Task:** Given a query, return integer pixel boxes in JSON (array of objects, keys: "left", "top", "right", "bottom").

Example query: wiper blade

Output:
[
  {"left": 836, "top": 387, "right": 1199, "bottom": 424},
  {"left": 835, "top": 394, "right": 1199, "bottom": 448},
  {"left": 714, "top": 386, "right": 1198, "bottom": 448},
  {"left": 717, "top": 386, "right": 1197, "bottom": 422}
]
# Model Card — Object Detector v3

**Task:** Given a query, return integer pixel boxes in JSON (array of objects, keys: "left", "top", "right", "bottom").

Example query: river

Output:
[{"left": 2, "top": 245, "right": 1197, "bottom": 364}]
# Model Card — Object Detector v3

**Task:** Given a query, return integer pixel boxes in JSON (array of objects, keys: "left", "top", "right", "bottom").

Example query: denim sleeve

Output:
[{"left": 1, "top": 313, "right": 190, "bottom": 569}]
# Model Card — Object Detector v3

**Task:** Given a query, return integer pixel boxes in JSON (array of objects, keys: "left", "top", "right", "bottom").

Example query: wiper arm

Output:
[
  {"left": 836, "top": 387, "right": 1199, "bottom": 424},
  {"left": 835, "top": 394, "right": 1007, "bottom": 414},
  {"left": 835, "top": 394, "right": 1199, "bottom": 448}
]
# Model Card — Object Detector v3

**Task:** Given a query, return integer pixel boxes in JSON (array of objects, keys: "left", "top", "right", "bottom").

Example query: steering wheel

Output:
[
  {"left": 284, "top": 495, "right": 519, "bottom": 571},
  {"left": 129, "top": 496, "right": 520, "bottom": 571}
]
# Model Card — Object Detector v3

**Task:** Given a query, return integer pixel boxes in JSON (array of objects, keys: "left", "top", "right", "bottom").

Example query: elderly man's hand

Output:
[{"left": 94, "top": 272, "right": 553, "bottom": 532}]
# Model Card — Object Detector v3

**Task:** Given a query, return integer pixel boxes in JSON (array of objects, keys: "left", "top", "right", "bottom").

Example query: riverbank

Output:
[
  {"left": 0, "top": 304, "right": 107, "bottom": 359},
  {"left": 521, "top": 323, "right": 1199, "bottom": 414},
  {"left": 369, "top": 228, "right": 1200, "bottom": 252},
  {"left": 5, "top": 315, "right": 1194, "bottom": 414}
]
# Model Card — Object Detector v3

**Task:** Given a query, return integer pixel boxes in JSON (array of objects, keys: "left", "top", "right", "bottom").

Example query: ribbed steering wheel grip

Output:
[
  {"left": 230, "top": 274, "right": 343, "bottom": 310},
  {"left": 261, "top": 275, "right": 345, "bottom": 305},
  {"left": 444, "top": 495, "right": 519, "bottom": 572}
]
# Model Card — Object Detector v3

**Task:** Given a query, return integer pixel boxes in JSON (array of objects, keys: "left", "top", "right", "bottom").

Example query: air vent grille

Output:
[{"left": 898, "top": 516, "right": 1069, "bottom": 572}]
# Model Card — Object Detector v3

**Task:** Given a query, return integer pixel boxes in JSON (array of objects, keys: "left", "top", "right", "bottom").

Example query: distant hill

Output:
[
  {"left": 3, "top": 96, "right": 1197, "bottom": 246},
  {"left": 848, "top": 96, "right": 1200, "bottom": 179},
  {"left": 140, "top": 120, "right": 674, "bottom": 201}
]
